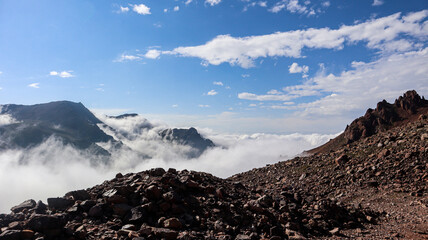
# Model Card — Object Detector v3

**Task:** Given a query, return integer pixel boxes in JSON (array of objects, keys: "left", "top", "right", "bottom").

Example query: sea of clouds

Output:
[{"left": 0, "top": 113, "right": 337, "bottom": 213}]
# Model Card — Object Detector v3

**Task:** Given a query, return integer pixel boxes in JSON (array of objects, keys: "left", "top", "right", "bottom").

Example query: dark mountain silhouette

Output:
[
  {"left": 0, "top": 101, "right": 215, "bottom": 158},
  {"left": 0, "top": 101, "right": 114, "bottom": 154}
]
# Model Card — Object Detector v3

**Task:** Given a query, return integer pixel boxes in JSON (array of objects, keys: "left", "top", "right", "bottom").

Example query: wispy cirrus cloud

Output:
[
  {"left": 28, "top": 83, "right": 40, "bottom": 89},
  {"left": 115, "top": 54, "right": 142, "bottom": 62},
  {"left": 372, "top": 0, "right": 384, "bottom": 6},
  {"left": 206, "top": 0, "right": 222, "bottom": 6},
  {"left": 207, "top": 90, "right": 218, "bottom": 96},
  {"left": 151, "top": 10, "right": 428, "bottom": 68},
  {"left": 50, "top": 71, "right": 74, "bottom": 78}
]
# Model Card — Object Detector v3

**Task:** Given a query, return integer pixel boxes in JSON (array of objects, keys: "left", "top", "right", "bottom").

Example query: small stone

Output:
[
  {"left": 329, "top": 227, "right": 340, "bottom": 235},
  {"left": 65, "top": 189, "right": 91, "bottom": 201},
  {"left": 47, "top": 197, "right": 74, "bottom": 210},
  {"left": 335, "top": 154, "right": 349, "bottom": 165},
  {"left": 163, "top": 217, "right": 182, "bottom": 229},
  {"left": 151, "top": 227, "right": 178, "bottom": 240},
  {"left": 10, "top": 199, "right": 36, "bottom": 213},
  {"left": 88, "top": 204, "right": 103, "bottom": 218}
]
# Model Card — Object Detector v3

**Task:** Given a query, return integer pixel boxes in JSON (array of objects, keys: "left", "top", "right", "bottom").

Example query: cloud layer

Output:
[
  {"left": 152, "top": 10, "right": 428, "bottom": 68},
  {"left": 0, "top": 115, "right": 336, "bottom": 213}
]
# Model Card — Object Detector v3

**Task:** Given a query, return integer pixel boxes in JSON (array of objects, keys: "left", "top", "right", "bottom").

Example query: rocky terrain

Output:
[{"left": 0, "top": 91, "right": 427, "bottom": 239}]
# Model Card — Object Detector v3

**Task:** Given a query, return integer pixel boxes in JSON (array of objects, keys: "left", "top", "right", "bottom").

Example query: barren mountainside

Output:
[{"left": 0, "top": 91, "right": 427, "bottom": 240}]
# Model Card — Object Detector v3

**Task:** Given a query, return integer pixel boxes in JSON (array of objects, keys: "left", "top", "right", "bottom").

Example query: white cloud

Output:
[
  {"left": 0, "top": 113, "right": 19, "bottom": 126},
  {"left": 372, "top": 0, "right": 384, "bottom": 6},
  {"left": 322, "top": 1, "right": 330, "bottom": 7},
  {"left": 119, "top": 6, "right": 129, "bottom": 12},
  {"left": 164, "top": 8, "right": 168, "bottom": 13},
  {"left": 159, "top": 11, "right": 428, "bottom": 68},
  {"left": 259, "top": 1, "right": 267, "bottom": 7},
  {"left": 267, "top": 89, "right": 282, "bottom": 95},
  {"left": 0, "top": 123, "right": 336, "bottom": 213},
  {"left": 240, "top": 48, "right": 428, "bottom": 118},
  {"left": 205, "top": 0, "right": 221, "bottom": 6},
  {"left": 115, "top": 54, "right": 142, "bottom": 62},
  {"left": 238, "top": 92, "right": 294, "bottom": 101},
  {"left": 207, "top": 89, "right": 218, "bottom": 96},
  {"left": 28, "top": 83, "right": 40, "bottom": 89},
  {"left": 213, "top": 81, "right": 224, "bottom": 86},
  {"left": 185, "top": 0, "right": 193, "bottom": 5},
  {"left": 174, "top": 6, "right": 180, "bottom": 11},
  {"left": 144, "top": 49, "right": 161, "bottom": 59},
  {"left": 50, "top": 71, "right": 74, "bottom": 78},
  {"left": 132, "top": 4, "right": 151, "bottom": 15},
  {"left": 269, "top": 0, "right": 314, "bottom": 15},
  {"left": 270, "top": 3, "right": 286, "bottom": 13},
  {"left": 198, "top": 104, "right": 210, "bottom": 108},
  {"left": 172, "top": 104, "right": 179, "bottom": 108},
  {"left": 289, "top": 62, "right": 309, "bottom": 74}
]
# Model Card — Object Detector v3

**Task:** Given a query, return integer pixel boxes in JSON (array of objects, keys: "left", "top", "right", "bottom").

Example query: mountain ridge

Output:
[{"left": 0, "top": 100, "right": 215, "bottom": 158}]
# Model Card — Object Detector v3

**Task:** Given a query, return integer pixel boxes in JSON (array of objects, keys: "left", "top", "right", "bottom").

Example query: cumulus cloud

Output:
[
  {"left": 0, "top": 115, "right": 336, "bottom": 213},
  {"left": 185, "top": 0, "right": 193, "bottom": 5},
  {"left": 206, "top": 0, "right": 222, "bottom": 6},
  {"left": 372, "top": 0, "right": 384, "bottom": 6},
  {"left": 50, "top": 71, "right": 74, "bottom": 78},
  {"left": 207, "top": 90, "right": 218, "bottom": 96},
  {"left": 174, "top": 6, "right": 180, "bottom": 12},
  {"left": 144, "top": 49, "right": 161, "bottom": 59},
  {"left": 158, "top": 10, "right": 428, "bottom": 68},
  {"left": 132, "top": 4, "right": 151, "bottom": 15},
  {"left": 213, "top": 81, "right": 224, "bottom": 86},
  {"left": 198, "top": 104, "right": 210, "bottom": 108},
  {"left": 28, "top": 83, "right": 40, "bottom": 89},
  {"left": 240, "top": 47, "right": 428, "bottom": 117},
  {"left": 289, "top": 62, "right": 309, "bottom": 74}
]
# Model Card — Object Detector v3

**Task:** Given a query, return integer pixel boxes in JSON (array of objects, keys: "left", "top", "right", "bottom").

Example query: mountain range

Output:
[{"left": 0, "top": 101, "right": 214, "bottom": 160}]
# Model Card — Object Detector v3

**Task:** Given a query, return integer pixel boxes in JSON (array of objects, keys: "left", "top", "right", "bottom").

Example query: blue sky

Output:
[{"left": 0, "top": 0, "right": 427, "bottom": 133}]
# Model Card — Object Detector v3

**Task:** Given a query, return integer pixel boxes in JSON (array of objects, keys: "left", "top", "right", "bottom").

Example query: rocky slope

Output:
[{"left": 0, "top": 91, "right": 427, "bottom": 239}]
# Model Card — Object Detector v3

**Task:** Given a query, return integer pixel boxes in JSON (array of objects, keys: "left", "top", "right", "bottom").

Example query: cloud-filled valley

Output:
[{"left": 0, "top": 112, "right": 336, "bottom": 213}]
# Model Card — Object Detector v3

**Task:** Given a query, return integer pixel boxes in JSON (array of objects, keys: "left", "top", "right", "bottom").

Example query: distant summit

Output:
[
  {"left": 160, "top": 127, "right": 215, "bottom": 158},
  {"left": 0, "top": 101, "right": 113, "bottom": 154}
]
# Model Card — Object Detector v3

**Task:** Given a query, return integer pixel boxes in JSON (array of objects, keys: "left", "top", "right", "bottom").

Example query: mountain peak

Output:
[{"left": 344, "top": 90, "right": 428, "bottom": 143}]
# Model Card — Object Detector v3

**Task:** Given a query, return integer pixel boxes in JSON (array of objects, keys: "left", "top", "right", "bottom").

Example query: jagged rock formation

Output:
[
  {"left": 343, "top": 90, "right": 428, "bottom": 143},
  {"left": 310, "top": 90, "right": 428, "bottom": 154}
]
